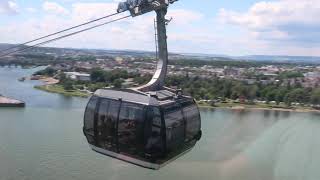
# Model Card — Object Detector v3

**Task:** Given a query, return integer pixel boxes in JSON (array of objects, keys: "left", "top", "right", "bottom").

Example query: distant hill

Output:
[
  {"left": 180, "top": 52, "right": 320, "bottom": 64},
  {"left": 0, "top": 43, "right": 15, "bottom": 50},
  {"left": 0, "top": 43, "right": 181, "bottom": 58},
  {"left": 236, "top": 55, "right": 320, "bottom": 64},
  {"left": 0, "top": 43, "right": 319, "bottom": 64}
]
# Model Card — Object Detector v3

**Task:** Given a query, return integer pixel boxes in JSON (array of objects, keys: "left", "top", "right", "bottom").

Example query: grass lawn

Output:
[
  {"left": 34, "top": 84, "right": 90, "bottom": 98},
  {"left": 197, "top": 100, "right": 318, "bottom": 112}
]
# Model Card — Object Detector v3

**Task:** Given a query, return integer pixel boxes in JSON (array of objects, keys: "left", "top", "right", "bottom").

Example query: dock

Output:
[{"left": 0, "top": 96, "right": 25, "bottom": 107}]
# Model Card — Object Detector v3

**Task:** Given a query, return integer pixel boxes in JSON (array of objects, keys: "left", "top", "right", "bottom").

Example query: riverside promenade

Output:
[{"left": 0, "top": 96, "right": 25, "bottom": 107}]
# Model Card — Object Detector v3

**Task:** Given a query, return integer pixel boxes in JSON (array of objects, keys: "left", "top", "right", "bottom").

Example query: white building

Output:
[
  {"left": 64, "top": 72, "right": 91, "bottom": 81},
  {"left": 304, "top": 72, "right": 320, "bottom": 78}
]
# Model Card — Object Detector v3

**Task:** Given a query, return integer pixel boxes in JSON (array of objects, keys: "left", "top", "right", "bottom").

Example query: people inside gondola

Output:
[
  {"left": 145, "top": 130, "right": 162, "bottom": 161},
  {"left": 104, "top": 117, "right": 113, "bottom": 146},
  {"left": 146, "top": 131, "right": 161, "bottom": 150}
]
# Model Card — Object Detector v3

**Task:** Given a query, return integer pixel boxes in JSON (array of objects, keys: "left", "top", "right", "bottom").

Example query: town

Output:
[
  {"left": 46, "top": 55, "right": 320, "bottom": 89},
  {"left": 1, "top": 46, "right": 320, "bottom": 111}
]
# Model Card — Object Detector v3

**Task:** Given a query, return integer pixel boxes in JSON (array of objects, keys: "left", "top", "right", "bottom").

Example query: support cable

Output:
[
  {"left": 0, "top": 11, "right": 124, "bottom": 55},
  {"left": 0, "top": 15, "right": 131, "bottom": 58}
]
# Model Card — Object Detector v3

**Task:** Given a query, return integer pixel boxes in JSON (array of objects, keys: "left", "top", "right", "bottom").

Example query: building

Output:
[
  {"left": 64, "top": 72, "right": 91, "bottom": 81},
  {"left": 223, "top": 67, "right": 239, "bottom": 77},
  {"left": 304, "top": 72, "right": 320, "bottom": 78}
]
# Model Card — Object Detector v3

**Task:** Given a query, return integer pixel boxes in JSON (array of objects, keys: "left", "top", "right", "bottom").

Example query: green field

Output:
[
  {"left": 34, "top": 85, "right": 90, "bottom": 98},
  {"left": 197, "top": 101, "right": 319, "bottom": 113}
]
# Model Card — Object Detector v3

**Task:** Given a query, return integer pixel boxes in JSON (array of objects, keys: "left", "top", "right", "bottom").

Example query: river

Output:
[{"left": 0, "top": 66, "right": 319, "bottom": 180}]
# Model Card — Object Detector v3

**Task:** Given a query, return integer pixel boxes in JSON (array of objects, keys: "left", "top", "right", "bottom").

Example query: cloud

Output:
[
  {"left": 167, "top": 9, "right": 204, "bottom": 25},
  {"left": 71, "top": 2, "right": 118, "bottom": 22},
  {"left": 0, "top": 0, "right": 18, "bottom": 15},
  {"left": 26, "top": 7, "right": 37, "bottom": 13},
  {"left": 2, "top": 0, "right": 320, "bottom": 56},
  {"left": 0, "top": 0, "right": 208, "bottom": 54},
  {"left": 43, "top": 1, "right": 69, "bottom": 15},
  {"left": 218, "top": 0, "right": 320, "bottom": 44}
]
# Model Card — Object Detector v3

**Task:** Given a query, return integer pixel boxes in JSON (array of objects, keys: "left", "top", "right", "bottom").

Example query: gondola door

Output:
[
  {"left": 118, "top": 102, "right": 145, "bottom": 159},
  {"left": 96, "top": 99, "right": 109, "bottom": 148},
  {"left": 95, "top": 99, "right": 120, "bottom": 151},
  {"left": 163, "top": 103, "right": 185, "bottom": 153}
]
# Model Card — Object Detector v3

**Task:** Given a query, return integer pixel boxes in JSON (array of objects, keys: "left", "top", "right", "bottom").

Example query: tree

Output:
[
  {"left": 279, "top": 71, "right": 304, "bottom": 79},
  {"left": 284, "top": 88, "right": 307, "bottom": 106},
  {"left": 34, "top": 67, "right": 56, "bottom": 76},
  {"left": 113, "top": 79, "right": 123, "bottom": 89},
  {"left": 134, "top": 73, "right": 152, "bottom": 85},
  {"left": 59, "top": 73, "right": 67, "bottom": 82},
  {"left": 275, "top": 88, "right": 288, "bottom": 105},
  {"left": 88, "top": 83, "right": 108, "bottom": 92},
  {"left": 247, "top": 85, "right": 258, "bottom": 102},
  {"left": 221, "top": 80, "right": 233, "bottom": 98},
  {"left": 266, "top": 90, "right": 277, "bottom": 103},
  {"left": 311, "top": 89, "right": 320, "bottom": 105},
  {"left": 63, "top": 80, "right": 74, "bottom": 91},
  {"left": 231, "top": 82, "right": 246, "bottom": 100},
  {"left": 90, "top": 69, "right": 106, "bottom": 82},
  {"left": 284, "top": 94, "right": 293, "bottom": 106}
]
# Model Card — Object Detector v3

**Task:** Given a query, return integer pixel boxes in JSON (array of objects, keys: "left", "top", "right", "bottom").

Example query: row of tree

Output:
[
  {"left": 34, "top": 67, "right": 320, "bottom": 106},
  {"left": 165, "top": 75, "right": 320, "bottom": 106},
  {"left": 59, "top": 68, "right": 144, "bottom": 92}
]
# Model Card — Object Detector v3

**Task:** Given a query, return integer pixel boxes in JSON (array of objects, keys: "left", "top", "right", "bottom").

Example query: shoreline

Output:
[
  {"left": 33, "top": 84, "right": 320, "bottom": 114},
  {"left": 28, "top": 75, "right": 60, "bottom": 85},
  {"left": 39, "top": 77, "right": 59, "bottom": 85},
  {"left": 34, "top": 84, "right": 90, "bottom": 98},
  {"left": 31, "top": 76, "right": 90, "bottom": 98},
  {"left": 198, "top": 104, "right": 320, "bottom": 113}
]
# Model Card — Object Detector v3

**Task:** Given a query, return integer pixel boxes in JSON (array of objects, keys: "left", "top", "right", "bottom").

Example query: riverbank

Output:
[
  {"left": 28, "top": 75, "right": 60, "bottom": 85},
  {"left": 34, "top": 85, "right": 90, "bottom": 98},
  {"left": 198, "top": 102, "right": 320, "bottom": 113},
  {"left": 34, "top": 84, "right": 320, "bottom": 113},
  {"left": 0, "top": 96, "right": 25, "bottom": 107},
  {"left": 39, "top": 77, "right": 59, "bottom": 85}
]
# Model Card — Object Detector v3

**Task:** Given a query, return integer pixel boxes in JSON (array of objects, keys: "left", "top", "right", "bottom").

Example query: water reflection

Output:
[
  {"left": 263, "top": 110, "right": 271, "bottom": 118},
  {"left": 1, "top": 67, "right": 320, "bottom": 180},
  {"left": 220, "top": 114, "right": 320, "bottom": 180},
  {"left": 274, "top": 110, "right": 280, "bottom": 118},
  {"left": 174, "top": 110, "right": 320, "bottom": 180}
]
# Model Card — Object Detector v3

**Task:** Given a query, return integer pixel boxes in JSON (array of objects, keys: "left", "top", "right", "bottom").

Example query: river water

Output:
[{"left": 0, "top": 66, "right": 319, "bottom": 180}]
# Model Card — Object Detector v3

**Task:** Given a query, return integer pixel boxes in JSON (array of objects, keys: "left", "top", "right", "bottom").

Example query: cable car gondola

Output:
[
  {"left": 84, "top": 89, "right": 201, "bottom": 169},
  {"left": 83, "top": 0, "right": 202, "bottom": 170}
]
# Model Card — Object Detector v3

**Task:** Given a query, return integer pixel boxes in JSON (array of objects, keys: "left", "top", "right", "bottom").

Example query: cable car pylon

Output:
[
  {"left": 135, "top": 8, "right": 169, "bottom": 91},
  {"left": 118, "top": 0, "right": 177, "bottom": 92}
]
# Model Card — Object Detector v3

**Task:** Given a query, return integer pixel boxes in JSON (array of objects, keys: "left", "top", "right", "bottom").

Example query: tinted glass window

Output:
[
  {"left": 104, "top": 100, "right": 120, "bottom": 150},
  {"left": 163, "top": 104, "right": 185, "bottom": 151},
  {"left": 84, "top": 96, "right": 98, "bottom": 137},
  {"left": 98, "top": 99, "right": 109, "bottom": 127},
  {"left": 118, "top": 102, "right": 145, "bottom": 157},
  {"left": 182, "top": 101, "right": 201, "bottom": 141},
  {"left": 108, "top": 100, "right": 121, "bottom": 125},
  {"left": 96, "top": 99, "right": 109, "bottom": 148},
  {"left": 145, "top": 107, "right": 163, "bottom": 159}
]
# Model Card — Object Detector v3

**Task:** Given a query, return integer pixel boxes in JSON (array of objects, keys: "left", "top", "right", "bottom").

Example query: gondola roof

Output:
[{"left": 94, "top": 89, "right": 190, "bottom": 106}]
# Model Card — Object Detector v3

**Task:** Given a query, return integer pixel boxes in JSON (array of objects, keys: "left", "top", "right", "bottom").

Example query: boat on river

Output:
[{"left": 0, "top": 95, "right": 25, "bottom": 107}]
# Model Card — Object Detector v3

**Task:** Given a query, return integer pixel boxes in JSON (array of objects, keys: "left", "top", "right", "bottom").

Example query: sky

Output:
[{"left": 0, "top": 0, "right": 320, "bottom": 56}]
